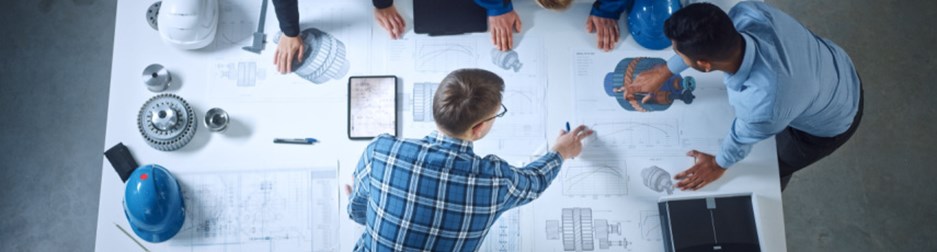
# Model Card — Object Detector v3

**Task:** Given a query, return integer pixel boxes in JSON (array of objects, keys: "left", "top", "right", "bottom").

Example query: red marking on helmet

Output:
[{"left": 141, "top": 173, "right": 149, "bottom": 180}]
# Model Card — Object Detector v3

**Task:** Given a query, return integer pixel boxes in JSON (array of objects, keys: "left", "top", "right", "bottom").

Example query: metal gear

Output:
[
  {"left": 137, "top": 94, "right": 197, "bottom": 151},
  {"left": 274, "top": 28, "right": 349, "bottom": 84}
]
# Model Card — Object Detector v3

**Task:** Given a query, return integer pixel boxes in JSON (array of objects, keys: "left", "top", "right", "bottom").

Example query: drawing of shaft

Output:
[
  {"left": 603, "top": 57, "right": 695, "bottom": 112},
  {"left": 274, "top": 28, "right": 349, "bottom": 84},
  {"left": 491, "top": 49, "right": 523, "bottom": 72},
  {"left": 641, "top": 165, "right": 674, "bottom": 195},
  {"left": 545, "top": 208, "right": 626, "bottom": 251}
]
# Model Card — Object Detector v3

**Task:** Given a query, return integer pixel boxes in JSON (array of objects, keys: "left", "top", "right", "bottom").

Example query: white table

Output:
[{"left": 95, "top": 0, "right": 784, "bottom": 251}]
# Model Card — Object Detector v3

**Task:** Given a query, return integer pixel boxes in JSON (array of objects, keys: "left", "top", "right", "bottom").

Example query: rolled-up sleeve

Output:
[
  {"left": 717, "top": 117, "right": 788, "bottom": 168},
  {"left": 667, "top": 55, "right": 689, "bottom": 75},
  {"left": 348, "top": 143, "right": 374, "bottom": 225}
]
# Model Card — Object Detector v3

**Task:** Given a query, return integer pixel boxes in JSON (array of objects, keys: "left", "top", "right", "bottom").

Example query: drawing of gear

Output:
[
  {"left": 641, "top": 165, "right": 674, "bottom": 195},
  {"left": 274, "top": 28, "right": 349, "bottom": 84},
  {"left": 603, "top": 57, "right": 695, "bottom": 112},
  {"left": 137, "top": 93, "right": 197, "bottom": 151},
  {"left": 491, "top": 49, "right": 523, "bottom": 72}
]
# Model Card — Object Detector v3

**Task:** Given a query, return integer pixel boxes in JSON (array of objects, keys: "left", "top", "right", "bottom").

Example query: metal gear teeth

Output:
[{"left": 137, "top": 93, "right": 197, "bottom": 151}]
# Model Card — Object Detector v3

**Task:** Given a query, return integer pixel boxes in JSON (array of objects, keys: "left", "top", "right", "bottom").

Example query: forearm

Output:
[
  {"left": 666, "top": 54, "right": 688, "bottom": 74},
  {"left": 475, "top": 0, "right": 513, "bottom": 16},
  {"left": 373, "top": 0, "right": 392, "bottom": 9},
  {"left": 272, "top": 0, "right": 300, "bottom": 37},
  {"left": 590, "top": 0, "right": 629, "bottom": 20},
  {"left": 716, "top": 118, "right": 783, "bottom": 168},
  {"left": 348, "top": 192, "right": 367, "bottom": 225},
  {"left": 505, "top": 151, "right": 564, "bottom": 206}
]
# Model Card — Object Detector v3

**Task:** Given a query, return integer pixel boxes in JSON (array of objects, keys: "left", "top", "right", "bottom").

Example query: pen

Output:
[
  {"left": 566, "top": 122, "right": 571, "bottom": 132},
  {"left": 114, "top": 223, "right": 150, "bottom": 252},
  {"left": 273, "top": 138, "right": 319, "bottom": 145}
]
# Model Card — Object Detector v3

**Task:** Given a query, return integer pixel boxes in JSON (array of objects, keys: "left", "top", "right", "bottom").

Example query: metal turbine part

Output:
[
  {"left": 491, "top": 49, "right": 523, "bottom": 72},
  {"left": 146, "top": 1, "right": 161, "bottom": 30},
  {"left": 274, "top": 28, "right": 349, "bottom": 84},
  {"left": 642, "top": 165, "right": 674, "bottom": 195},
  {"left": 203, "top": 107, "right": 229, "bottom": 132},
  {"left": 142, "top": 63, "right": 172, "bottom": 92},
  {"left": 137, "top": 94, "right": 197, "bottom": 151}
]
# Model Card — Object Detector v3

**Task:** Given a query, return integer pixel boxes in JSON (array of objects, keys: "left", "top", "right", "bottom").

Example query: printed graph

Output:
[
  {"left": 562, "top": 165, "right": 628, "bottom": 197},
  {"left": 414, "top": 39, "right": 477, "bottom": 72}
]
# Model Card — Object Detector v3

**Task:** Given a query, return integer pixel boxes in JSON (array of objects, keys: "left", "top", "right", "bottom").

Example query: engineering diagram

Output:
[
  {"left": 415, "top": 40, "right": 477, "bottom": 72},
  {"left": 491, "top": 49, "right": 523, "bottom": 72},
  {"left": 412, "top": 82, "right": 438, "bottom": 122},
  {"left": 641, "top": 165, "right": 674, "bottom": 195},
  {"left": 545, "top": 208, "right": 630, "bottom": 251},
  {"left": 639, "top": 210, "right": 662, "bottom": 241},
  {"left": 216, "top": 60, "right": 266, "bottom": 87},
  {"left": 603, "top": 57, "right": 696, "bottom": 112},
  {"left": 274, "top": 28, "right": 349, "bottom": 84},
  {"left": 588, "top": 121, "right": 680, "bottom": 149},
  {"left": 480, "top": 209, "right": 522, "bottom": 252},
  {"left": 562, "top": 165, "right": 628, "bottom": 197}
]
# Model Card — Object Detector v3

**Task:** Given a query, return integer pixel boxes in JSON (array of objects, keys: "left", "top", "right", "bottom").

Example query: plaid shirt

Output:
[{"left": 349, "top": 131, "right": 564, "bottom": 251}]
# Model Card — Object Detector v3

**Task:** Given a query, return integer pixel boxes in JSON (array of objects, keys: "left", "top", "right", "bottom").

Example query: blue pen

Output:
[
  {"left": 566, "top": 122, "right": 571, "bottom": 132},
  {"left": 273, "top": 138, "right": 319, "bottom": 145}
]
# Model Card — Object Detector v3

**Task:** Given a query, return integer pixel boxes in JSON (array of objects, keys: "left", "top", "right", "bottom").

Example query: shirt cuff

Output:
[
  {"left": 715, "top": 152, "right": 734, "bottom": 169},
  {"left": 667, "top": 54, "right": 688, "bottom": 74},
  {"left": 373, "top": 0, "right": 392, "bottom": 9},
  {"left": 486, "top": 3, "right": 513, "bottom": 16},
  {"left": 590, "top": 7, "right": 624, "bottom": 20}
]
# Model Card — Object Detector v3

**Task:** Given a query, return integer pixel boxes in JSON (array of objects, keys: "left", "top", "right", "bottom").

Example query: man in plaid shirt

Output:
[{"left": 347, "top": 69, "right": 593, "bottom": 251}]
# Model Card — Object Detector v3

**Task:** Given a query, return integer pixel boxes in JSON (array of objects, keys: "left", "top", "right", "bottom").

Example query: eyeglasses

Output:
[{"left": 482, "top": 103, "right": 508, "bottom": 122}]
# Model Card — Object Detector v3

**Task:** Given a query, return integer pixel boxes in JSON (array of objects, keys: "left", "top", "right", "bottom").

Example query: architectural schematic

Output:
[
  {"left": 603, "top": 57, "right": 695, "bottom": 112},
  {"left": 412, "top": 82, "right": 438, "bottom": 122},
  {"left": 641, "top": 166, "right": 674, "bottom": 195},
  {"left": 562, "top": 165, "right": 628, "bottom": 197},
  {"left": 639, "top": 210, "right": 662, "bottom": 241},
  {"left": 274, "top": 28, "right": 349, "bottom": 84},
  {"left": 170, "top": 168, "right": 339, "bottom": 251},
  {"left": 479, "top": 209, "right": 522, "bottom": 252},
  {"left": 545, "top": 208, "right": 629, "bottom": 251},
  {"left": 491, "top": 49, "right": 523, "bottom": 72},
  {"left": 414, "top": 39, "right": 477, "bottom": 72}
]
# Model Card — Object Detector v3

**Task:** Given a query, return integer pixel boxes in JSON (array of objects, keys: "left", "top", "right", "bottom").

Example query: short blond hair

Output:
[{"left": 536, "top": 0, "right": 573, "bottom": 10}]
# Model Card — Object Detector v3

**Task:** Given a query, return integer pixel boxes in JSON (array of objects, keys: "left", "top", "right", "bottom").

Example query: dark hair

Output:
[
  {"left": 433, "top": 69, "right": 504, "bottom": 135},
  {"left": 664, "top": 3, "right": 741, "bottom": 61}
]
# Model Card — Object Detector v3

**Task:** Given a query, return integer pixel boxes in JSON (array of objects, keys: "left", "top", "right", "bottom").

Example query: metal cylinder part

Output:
[
  {"left": 203, "top": 107, "right": 229, "bottom": 132},
  {"left": 142, "top": 64, "right": 172, "bottom": 92}
]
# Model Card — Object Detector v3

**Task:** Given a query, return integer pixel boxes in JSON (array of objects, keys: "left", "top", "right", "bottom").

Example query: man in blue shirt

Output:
[
  {"left": 627, "top": 2, "right": 863, "bottom": 191},
  {"left": 348, "top": 69, "right": 593, "bottom": 251}
]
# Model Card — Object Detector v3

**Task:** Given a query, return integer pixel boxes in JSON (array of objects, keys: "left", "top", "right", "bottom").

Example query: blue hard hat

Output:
[
  {"left": 628, "top": 0, "right": 682, "bottom": 50},
  {"left": 123, "top": 164, "right": 186, "bottom": 243}
]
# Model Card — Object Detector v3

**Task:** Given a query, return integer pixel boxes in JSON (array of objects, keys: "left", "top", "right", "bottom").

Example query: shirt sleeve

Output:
[
  {"left": 272, "top": 0, "right": 300, "bottom": 37},
  {"left": 347, "top": 142, "right": 375, "bottom": 225},
  {"left": 590, "top": 0, "right": 631, "bottom": 20},
  {"left": 666, "top": 54, "right": 689, "bottom": 75},
  {"left": 475, "top": 0, "right": 514, "bottom": 16},
  {"left": 373, "top": 0, "right": 393, "bottom": 9},
  {"left": 501, "top": 151, "right": 564, "bottom": 208},
  {"left": 716, "top": 117, "right": 788, "bottom": 168}
]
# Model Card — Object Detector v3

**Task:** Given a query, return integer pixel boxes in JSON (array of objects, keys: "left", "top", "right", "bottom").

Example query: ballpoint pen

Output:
[
  {"left": 273, "top": 138, "right": 319, "bottom": 145},
  {"left": 566, "top": 121, "right": 571, "bottom": 132},
  {"left": 114, "top": 223, "right": 150, "bottom": 252}
]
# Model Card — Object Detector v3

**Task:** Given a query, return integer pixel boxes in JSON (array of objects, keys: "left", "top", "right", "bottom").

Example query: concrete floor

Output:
[{"left": 1, "top": 0, "right": 935, "bottom": 251}]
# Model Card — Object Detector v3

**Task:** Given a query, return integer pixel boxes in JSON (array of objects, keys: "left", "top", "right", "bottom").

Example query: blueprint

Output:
[
  {"left": 169, "top": 167, "right": 339, "bottom": 252},
  {"left": 372, "top": 33, "right": 549, "bottom": 162}
]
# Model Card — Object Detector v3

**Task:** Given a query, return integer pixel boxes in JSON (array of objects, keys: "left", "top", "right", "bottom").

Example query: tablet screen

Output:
[{"left": 348, "top": 76, "right": 397, "bottom": 139}]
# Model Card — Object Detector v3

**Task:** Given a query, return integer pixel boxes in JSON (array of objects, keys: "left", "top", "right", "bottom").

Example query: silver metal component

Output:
[
  {"left": 142, "top": 64, "right": 172, "bottom": 92},
  {"left": 274, "top": 28, "right": 349, "bottom": 84},
  {"left": 203, "top": 107, "right": 229, "bottom": 132},
  {"left": 642, "top": 165, "right": 674, "bottom": 195},
  {"left": 146, "top": 1, "right": 161, "bottom": 31},
  {"left": 491, "top": 49, "right": 523, "bottom": 72},
  {"left": 242, "top": 0, "right": 268, "bottom": 54},
  {"left": 137, "top": 94, "right": 197, "bottom": 151}
]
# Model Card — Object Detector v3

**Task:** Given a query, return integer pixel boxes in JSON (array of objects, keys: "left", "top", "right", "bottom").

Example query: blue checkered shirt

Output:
[{"left": 348, "top": 131, "right": 565, "bottom": 251}]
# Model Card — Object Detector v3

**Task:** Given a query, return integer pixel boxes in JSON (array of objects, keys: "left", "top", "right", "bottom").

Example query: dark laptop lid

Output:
[{"left": 414, "top": 0, "right": 488, "bottom": 36}]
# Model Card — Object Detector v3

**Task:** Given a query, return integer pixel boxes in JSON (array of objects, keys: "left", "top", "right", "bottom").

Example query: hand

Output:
[
  {"left": 274, "top": 35, "right": 305, "bottom": 74},
  {"left": 488, "top": 11, "right": 522, "bottom": 51},
  {"left": 585, "top": 15, "right": 620, "bottom": 52},
  {"left": 374, "top": 5, "right": 405, "bottom": 39},
  {"left": 626, "top": 64, "right": 673, "bottom": 103},
  {"left": 675, "top": 150, "right": 726, "bottom": 191},
  {"left": 552, "top": 125, "right": 594, "bottom": 160},
  {"left": 344, "top": 184, "right": 352, "bottom": 196}
]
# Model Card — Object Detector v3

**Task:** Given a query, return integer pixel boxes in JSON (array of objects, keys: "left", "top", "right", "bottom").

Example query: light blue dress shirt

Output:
[{"left": 666, "top": 2, "right": 861, "bottom": 168}]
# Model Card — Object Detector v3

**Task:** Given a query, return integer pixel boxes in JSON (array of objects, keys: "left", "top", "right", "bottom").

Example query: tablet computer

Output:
[{"left": 348, "top": 75, "right": 398, "bottom": 140}]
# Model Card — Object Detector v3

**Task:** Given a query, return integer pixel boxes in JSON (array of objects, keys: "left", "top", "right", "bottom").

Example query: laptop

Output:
[{"left": 413, "top": 0, "right": 488, "bottom": 36}]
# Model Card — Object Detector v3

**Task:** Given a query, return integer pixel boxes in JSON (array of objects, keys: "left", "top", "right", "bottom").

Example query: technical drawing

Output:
[
  {"left": 480, "top": 209, "right": 521, "bottom": 252},
  {"left": 215, "top": 60, "right": 266, "bottom": 87},
  {"left": 274, "top": 28, "right": 349, "bottom": 84},
  {"left": 412, "top": 82, "right": 438, "bottom": 122},
  {"left": 603, "top": 57, "right": 695, "bottom": 112},
  {"left": 545, "top": 208, "right": 629, "bottom": 251},
  {"left": 491, "top": 49, "right": 523, "bottom": 72},
  {"left": 415, "top": 40, "right": 477, "bottom": 72},
  {"left": 639, "top": 210, "right": 662, "bottom": 241},
  {"left": 641, "top": 165, "right": 674, "bottom": 195},
  {"left": 589, "top": 121, "right": 679, "bottom": 148},
  {"left": 171, "top": 168, "right": 338, "bottom": 251},
  {"left": 562, "top": 165, "right": 628, "bottom": 197}
]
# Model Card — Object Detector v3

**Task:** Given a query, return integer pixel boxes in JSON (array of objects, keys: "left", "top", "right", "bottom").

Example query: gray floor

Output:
[{"left": 1, "top": 0, "right": 935, "bottom": 251}]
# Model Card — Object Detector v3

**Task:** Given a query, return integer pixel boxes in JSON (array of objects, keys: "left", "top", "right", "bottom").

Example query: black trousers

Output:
[{"left": 777, "top": 86, "right": 864, "bottom": 191}]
